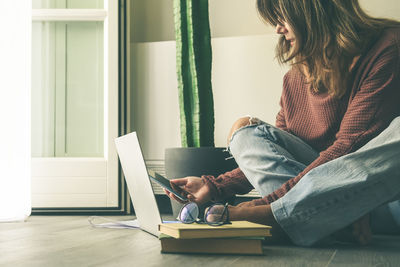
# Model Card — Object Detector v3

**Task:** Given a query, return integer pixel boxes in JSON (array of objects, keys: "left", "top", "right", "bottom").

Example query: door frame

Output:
[{"left": 32, "top": 0, "right": 129, "bottom": 213}]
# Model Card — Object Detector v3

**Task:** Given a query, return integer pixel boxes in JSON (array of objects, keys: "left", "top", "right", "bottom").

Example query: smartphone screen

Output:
[{"left": 148, "top": 170, "right": 188, "bottom": 201}]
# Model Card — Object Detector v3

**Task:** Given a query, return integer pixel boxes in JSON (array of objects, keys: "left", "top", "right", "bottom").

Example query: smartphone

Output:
[{"left": 148, "top": 170, "right": 188, "bottom": 201}]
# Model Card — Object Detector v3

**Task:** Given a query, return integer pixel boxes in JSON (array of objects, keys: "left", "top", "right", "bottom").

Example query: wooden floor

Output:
[{"left": 1, "top": 216, "right": 400, "bottom": 267}]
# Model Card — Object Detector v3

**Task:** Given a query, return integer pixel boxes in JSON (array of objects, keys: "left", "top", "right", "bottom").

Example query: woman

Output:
[{"left": 165, "top": 0, "right": 400, "bottom": 246}]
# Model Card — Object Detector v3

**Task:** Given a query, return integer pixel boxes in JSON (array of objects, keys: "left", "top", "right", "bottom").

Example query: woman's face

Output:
[{"left": 276, "top": 22, "right": 295, "bottom": 46}]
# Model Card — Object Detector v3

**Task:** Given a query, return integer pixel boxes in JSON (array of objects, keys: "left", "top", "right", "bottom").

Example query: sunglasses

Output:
[{"left": 178, "top": 202, "right": 231, "bottom": 226}]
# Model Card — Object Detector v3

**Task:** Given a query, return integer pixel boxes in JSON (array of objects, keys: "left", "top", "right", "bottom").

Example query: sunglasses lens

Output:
[
  {"left": 205, "top": 204, "right": 226, "bottom": 225},
  {"left": 179, "top": 202, "right": 199, "bottom": 223}
]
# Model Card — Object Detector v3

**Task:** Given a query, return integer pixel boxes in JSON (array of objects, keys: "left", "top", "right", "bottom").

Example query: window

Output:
[{"left": 31, "top": 0, "right": 118, "bottom": 208}]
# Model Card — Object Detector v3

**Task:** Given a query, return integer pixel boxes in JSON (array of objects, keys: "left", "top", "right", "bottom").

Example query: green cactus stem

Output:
[{"left": 173, "top": 0, "right": 215, "bottom": 147}]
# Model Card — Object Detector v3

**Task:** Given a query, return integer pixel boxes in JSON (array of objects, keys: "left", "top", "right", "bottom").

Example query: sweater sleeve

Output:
[
  {"left": 276, "top": 98, "right": 288, "bottom": 131},
  {"left": 252, "top": 37, "right": 400, "bottom": 206},
  {"left": 202, "top": 167, "right": 254, "bottom": 202},
  {"left": 276, "top": 73, "right": 290, "bottom": 131}
]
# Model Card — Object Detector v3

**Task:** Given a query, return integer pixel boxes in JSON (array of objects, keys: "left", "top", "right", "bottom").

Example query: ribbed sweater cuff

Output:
[
  {"left": 201, "top": 175, "right": 223, "bottom": 202},
  {"left": 250, "top": 197, "right": 270, "bottom": 206}
]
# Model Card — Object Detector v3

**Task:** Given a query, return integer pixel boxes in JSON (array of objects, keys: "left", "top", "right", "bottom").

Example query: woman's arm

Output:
[
  {"left": 276, "top": 94, "right": 288, "bottom": 131},
  {"left": 275, "top": 71, "right": 291, "bottom": 132},
  {"left": 202, "top": 167, "right": 254, "bottom": 202}
]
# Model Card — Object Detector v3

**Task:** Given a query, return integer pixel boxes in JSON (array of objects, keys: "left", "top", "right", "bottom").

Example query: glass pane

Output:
[
  {"left": 32, "top": 21, "right": 104, "bottom": 157},
  {"left": 33, "top": 0, "right": 103, "bottom": 9}
]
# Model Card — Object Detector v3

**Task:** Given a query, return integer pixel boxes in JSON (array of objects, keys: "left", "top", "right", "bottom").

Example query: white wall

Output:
[
  {"left": 130, "top": 0, "right": 400, "bottom": 42},
  {"left": 359, "top": 0, "right": 400, "bottom": 20},
  {"left": 132, "top": 34, "right": 286, "bottom": 159},
  {"left": 130, "top": 0, "right": 400, "bottom": 160},
  {"left": 130, "top": 0, "right": 272, "bottom": 42}
]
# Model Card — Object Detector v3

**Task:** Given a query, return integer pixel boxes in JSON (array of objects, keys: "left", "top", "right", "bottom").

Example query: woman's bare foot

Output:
[
  {"left": 352, "top": 214, "right": 372, "bottom": 245},
  {"left": 334, "top": 214, "right": 372, "bottom": 245}
]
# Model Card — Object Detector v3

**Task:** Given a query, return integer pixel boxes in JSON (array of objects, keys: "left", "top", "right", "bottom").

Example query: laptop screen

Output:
[{"left": 115, "top": 132, "right": 163, "bottom": 237}]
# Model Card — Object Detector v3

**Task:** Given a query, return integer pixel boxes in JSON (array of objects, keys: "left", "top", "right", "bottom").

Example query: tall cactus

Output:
[{"left": 173, "top": 0, "right": 215, "bottom": 147}]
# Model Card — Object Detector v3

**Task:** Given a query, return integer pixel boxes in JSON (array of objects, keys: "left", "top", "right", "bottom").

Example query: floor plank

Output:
[{"left": 1, "top": 216, "right": 399, "bottom": 267}]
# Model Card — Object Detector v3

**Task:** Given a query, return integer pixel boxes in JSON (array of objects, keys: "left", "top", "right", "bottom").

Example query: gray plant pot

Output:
[{"left": 164, "top": 147, "right": 238, "bottom": 218}]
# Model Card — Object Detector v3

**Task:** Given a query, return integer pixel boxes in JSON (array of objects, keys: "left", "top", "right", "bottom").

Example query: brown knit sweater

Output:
[{"left": 203, "top": 27, "right": 400, "bottom": 205}]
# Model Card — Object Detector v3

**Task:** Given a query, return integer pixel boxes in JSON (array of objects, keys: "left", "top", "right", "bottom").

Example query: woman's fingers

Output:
[
  {"left": 187, "top": 194, "right": 195, "bottom": 202},
  {"left": 163, "top": 188, "right": 188, "bottom": 204},
  {"left": 170, "top": 178, "right": 189, "bottom": 195},
  {"left": 170, "top": 178, "right": 188, "bottom": 187},
  {"left": 166, "top": 177, "right": 207, "bottom": 204},
  {"left": 236, "top": 201, "right": 255, "bottom": 208}
]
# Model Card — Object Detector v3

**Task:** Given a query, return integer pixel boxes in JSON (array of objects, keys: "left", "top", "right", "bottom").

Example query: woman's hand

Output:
[
  {"left": 164, "top": 176, "right": 212, "bottom": 206},
  {"left": 228, "top": 205, "right": 274, "bottom": 225},
  {"left": 228, "top": 204, "right": 287, "bottom": 241},
  {"left": 236, "top": 200, "right": 257, "bottom": 208}
]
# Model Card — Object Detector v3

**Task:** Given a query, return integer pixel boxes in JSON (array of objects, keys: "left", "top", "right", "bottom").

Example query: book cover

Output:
[
  {"left": 158, "top": 220, "right": 271, "bottom": 239},
  {"left": 159, "top": 234, "right": 265, "bottom": 255}
]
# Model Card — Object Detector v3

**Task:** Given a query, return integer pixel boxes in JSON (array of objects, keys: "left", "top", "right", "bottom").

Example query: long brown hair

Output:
[{"left": 257, "top": 0, "right": 400, "bottom": 97}]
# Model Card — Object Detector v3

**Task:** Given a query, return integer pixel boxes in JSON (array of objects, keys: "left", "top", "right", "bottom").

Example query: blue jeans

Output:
[{"left": 228, "top": 116, "right": 400, "bottom": 246}]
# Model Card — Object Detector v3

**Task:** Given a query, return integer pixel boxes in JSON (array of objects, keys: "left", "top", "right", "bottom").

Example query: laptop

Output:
[{"left": 115, "top": 132, "right": 169, "bottom": 237}]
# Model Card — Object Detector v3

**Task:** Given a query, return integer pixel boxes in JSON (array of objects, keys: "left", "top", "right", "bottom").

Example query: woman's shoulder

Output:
[
  {"left": 282, "top": 67, "right": 309, "bottom": 96},
  {"left": 380, "top": 27, "right": 400, "bottom": 45},
  {"left": 359, "top": 27, "right": 400, "bottom": 69},
  {"left": 283, "top": 68, "right": 302, "bottom": 89},
  {"left": 283, "top": 67, "right": 304, "bottom": 83},
  {"left": 371, "top": 27, "right": 400, "bottom": 54}
]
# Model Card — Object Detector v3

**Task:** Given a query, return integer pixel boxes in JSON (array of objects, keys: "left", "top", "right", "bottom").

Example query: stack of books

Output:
[{"left": 158, "top": 221, "right": 271, "bottom": 255}]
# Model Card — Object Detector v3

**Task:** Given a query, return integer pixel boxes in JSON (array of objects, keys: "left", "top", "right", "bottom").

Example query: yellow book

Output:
[
  {"left": 158, "top": 221, "right": 271, "bottom": 239},
  {"left": 159, "top": 234, "right": 265, "bottom": 255}
]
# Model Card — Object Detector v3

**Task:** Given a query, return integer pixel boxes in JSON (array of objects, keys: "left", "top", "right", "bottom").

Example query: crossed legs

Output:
[{"left": 227, "top": 116, "right": 400, "bottom": 246}]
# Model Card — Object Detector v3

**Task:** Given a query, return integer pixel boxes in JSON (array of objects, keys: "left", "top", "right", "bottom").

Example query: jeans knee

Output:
[
  {"left": 228, "top": 124, "right": 268, "bottom": 164},
  {"left": 227, "top": 116, "right": 262, "bottom": 146}
]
